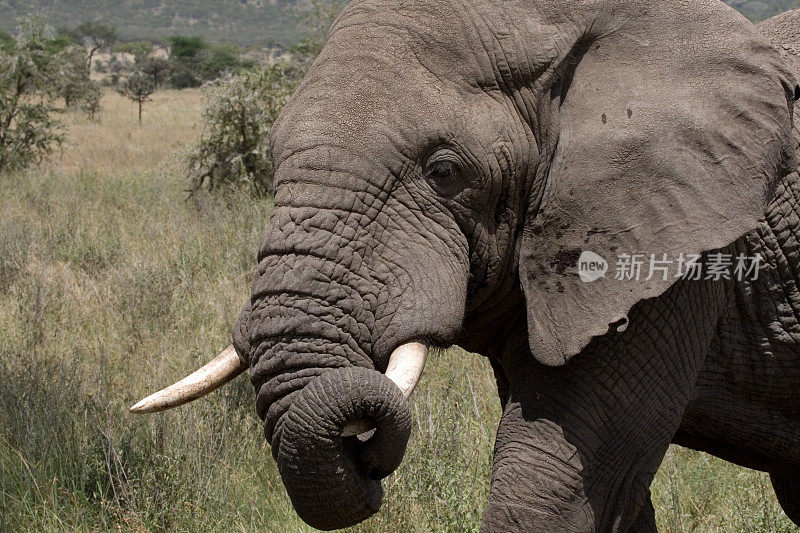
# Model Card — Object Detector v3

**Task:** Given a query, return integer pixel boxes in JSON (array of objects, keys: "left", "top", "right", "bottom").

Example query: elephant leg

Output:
[
  {"left": 482, "top": 278, "right": 729, "bottom": 532},
  {"left": 771, "top": 472, "right": 800, "bottom": 525},
  {"left": 482, "top": 380, "right": 667, "bottom": 533},
  {"left": 628, "top": 492, "right": 657, "bottom": 533}
]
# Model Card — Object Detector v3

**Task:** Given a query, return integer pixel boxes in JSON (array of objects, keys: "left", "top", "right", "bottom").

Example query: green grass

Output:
[
  {"left": 0, "top": 95, "right": 796, "bottom": 532},
  {"left": 0, "top": 166, "right": 498, "bottom": 532}
]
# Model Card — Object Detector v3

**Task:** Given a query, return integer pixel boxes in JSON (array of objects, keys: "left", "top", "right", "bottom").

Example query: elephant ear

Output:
[
  {"left": 520, "top": 1, "right": 798, "bottom": 366},
  {"left": 758, "top": 10, "right": 800, "bottom": 78}
]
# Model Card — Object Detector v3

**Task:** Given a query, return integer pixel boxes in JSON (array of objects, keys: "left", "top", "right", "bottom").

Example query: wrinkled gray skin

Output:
[{"left": 231, "top": 1, "right": 800, "bottom": 530}]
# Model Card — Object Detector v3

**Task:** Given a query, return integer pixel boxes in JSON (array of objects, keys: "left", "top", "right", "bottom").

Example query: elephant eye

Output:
[
  {"left": 429, "top": 160, "right": 456, "bottom": 180},
  {"left": 424, "top": 155, "right": 463, "bottom": 195}
]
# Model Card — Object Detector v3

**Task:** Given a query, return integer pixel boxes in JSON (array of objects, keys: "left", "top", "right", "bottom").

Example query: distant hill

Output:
[
  {"left": 0, "top": 0, "right": 310, "bottom": 46},
  {"left": 0, "top": 0, "right": 798, "bottom": 47},
  {"left": 726, "top": 0, "right": 800, "bottom": 21}
]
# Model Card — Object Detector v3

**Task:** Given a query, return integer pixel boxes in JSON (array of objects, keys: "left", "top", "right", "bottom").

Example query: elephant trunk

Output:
[
  {"left": 275, "top": 366, "right": 412, "bottom": 531},
  {"left": 240, "top": 165, "right": 458, "bottom": 528}
]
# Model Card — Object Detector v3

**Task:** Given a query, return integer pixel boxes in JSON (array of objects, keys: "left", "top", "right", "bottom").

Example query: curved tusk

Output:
[
  {"left": 384, "top": 340, "right": 428, "bottom": 399},
  {"left": 129, "top": 345, "right": 247, "bottom": 414},
  {"left": 342, "top": 340, "right": 428, "bottom": 437}
]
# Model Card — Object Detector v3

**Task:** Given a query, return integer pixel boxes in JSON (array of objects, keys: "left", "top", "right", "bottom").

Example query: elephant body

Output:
[
  {"left": 485, "top": 168, "right": 800, "bottom": 530},
  {"left": 677, "top": 172, "right": 800, "bottom": 477},
  {"left": 227, "top": 1, "right": 800, "bottom": 530},
  {"left": 673, "top": 15, "right": 800, "bottom": 521}
]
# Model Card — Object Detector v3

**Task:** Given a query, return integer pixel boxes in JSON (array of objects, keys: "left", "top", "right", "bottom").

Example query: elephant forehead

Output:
[
  {"left": 329, "top": 0, "right": 488, "bottom": 78},
  {"left": 267, "top": 0, "right": 588, "bottom": 162},
  {"left": 269, "top": 52, "right": 506, "bottom": 170},
  {"left": 324, "top": 0, "right": 574, "bottom": 90},
  {"left": 272, "top": 35, "right": 474, "bottom": 144},
  {"left": 274, "top": 70, "right": 444, "bottom": 148}
]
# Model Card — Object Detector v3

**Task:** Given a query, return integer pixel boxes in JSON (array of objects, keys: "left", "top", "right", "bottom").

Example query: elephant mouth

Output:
[{"left": 341, "top": 341, "right": 428, "bottom": 435}]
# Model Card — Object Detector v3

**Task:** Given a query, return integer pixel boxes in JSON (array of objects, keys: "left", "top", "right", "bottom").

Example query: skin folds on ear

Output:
[
  {"left": 519, "top": 1, "right": 798, "bottom": 366},
  {"left": 759, "top": 9, "right": 800, "bottom": 82}
]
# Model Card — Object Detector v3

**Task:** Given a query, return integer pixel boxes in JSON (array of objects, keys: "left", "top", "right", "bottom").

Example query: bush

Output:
[
  {"left": 168, "top": 63, "right": 202, "bottom": 89},
  {"left": 0, "top": 17, "right": 67, "bottom": 173},
  {"left": 185, "top": 63, "right": 296, "bottom": 197},
  {"left": 168, "top": 35, "right": 207, "bottom": 64},
  {"left": 108, "top": 59, "right": 126, "bottom": 74},
  {"left": 198, "top": 42, "right": 253, "bottom": 80},
  {"left": 58, "top": 44, "right": 102, "bottom": 113},
  {"left": 167, "top": 35, "right": 252, "bottom": 86},
  {"left": 138, "top": 56, "right": 172, "bottom": 89},
  {"left": 0, "top": 29, "right": 12, "bottom": 50},
  {"left": 114, "top": 40, "right": 155, "bottom": 64},
  {"left": 81, "top": 82, "right": 102, "bottom": 119}
]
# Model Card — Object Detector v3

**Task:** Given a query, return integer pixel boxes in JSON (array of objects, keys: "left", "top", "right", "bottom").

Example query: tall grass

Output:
[{"left": 0, "top": 89, "right": 795, "bottom": 532}]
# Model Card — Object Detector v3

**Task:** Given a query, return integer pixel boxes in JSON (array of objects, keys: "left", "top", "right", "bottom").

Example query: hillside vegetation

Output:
[
  {"left": 0, "top": 89, "right": 796, "bottom": 532},
  {"left": 0, "top": 0, "right": 305, "bottom": 46},
  {"left": 0, "top": 0, "right": 798, "bottom": 46},
  {"left": 727, "top": 0, "right": 800, "bottom": 21}
]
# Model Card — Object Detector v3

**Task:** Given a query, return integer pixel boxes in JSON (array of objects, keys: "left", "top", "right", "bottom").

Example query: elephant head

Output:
[{"left": 133, "top": 0, "right": 798, "bottom": 530}]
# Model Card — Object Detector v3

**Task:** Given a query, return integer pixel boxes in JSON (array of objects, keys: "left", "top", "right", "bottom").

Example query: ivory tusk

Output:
[
  {"left": 129, "top": 345, "right": 247, "bottom": 414},
  {"left": 383, "top": 340, "right": 428, "bottom": 399},
  {"left": 129, "top": 340, "right": 428, "bottom": 437},
  {"left": 342, "top": 340, "right": 428, "bottom": 437}
]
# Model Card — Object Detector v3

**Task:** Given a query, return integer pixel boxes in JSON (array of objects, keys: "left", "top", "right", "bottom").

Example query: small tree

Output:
[
  {"left": 138, "top": 56, "right": 171, "bottom": 89},
  {"left": 114, "top": 40, "right": 154, "bottom": 64},
  {"left": 118, "top": 71, "right": 155, "bottom": 123},
  {"left": 185, "top": 63, "right": 296, "bottom": 197},
  {"left": 0, "top": 17, "right": 66, "bottom": 172},
  {"left": 168, "top": 35, "right": 207, "bottom": 66},
  {"left": 58, "top": 44, "right": 101, "bottom": 112},
  {"left": 166, "top": 37, "right": 204, "bottom": 88},
  {"left": 81, "top": 82, "right": 102, "bottom": 119},
  {"left": 73, "top": 21, "right": 116, "bottom": 73}
]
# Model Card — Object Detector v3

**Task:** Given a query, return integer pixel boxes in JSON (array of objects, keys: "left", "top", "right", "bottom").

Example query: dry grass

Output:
[
  {"left": 0, "top": 88, "right": 796, "bottom": 532},
  {"left": 51, "top": 89, "right": 202, "bottom": 177}
]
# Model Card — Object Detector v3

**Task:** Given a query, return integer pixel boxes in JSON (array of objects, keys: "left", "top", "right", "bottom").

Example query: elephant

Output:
[{"left": 132, "top": 1, "right": 800, "bottom": 531}]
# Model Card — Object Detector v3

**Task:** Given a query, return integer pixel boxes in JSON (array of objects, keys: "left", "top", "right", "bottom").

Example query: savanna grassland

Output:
[{"left": 0, "top": 89, "right": 796, "bottom": 532}]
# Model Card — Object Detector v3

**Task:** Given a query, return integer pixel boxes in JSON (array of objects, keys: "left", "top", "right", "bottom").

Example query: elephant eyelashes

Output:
[
  {"left": 428, "top": 160, "right": 457, "bottom": 181},
  {"left": 425, "top": 156, "right": 464, "bottom": 195}
]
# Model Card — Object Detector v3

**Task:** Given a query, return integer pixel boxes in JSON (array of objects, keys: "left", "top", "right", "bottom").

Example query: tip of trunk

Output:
[{"left": 275, "top": 366, "right": 412, "bottom": 530}]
